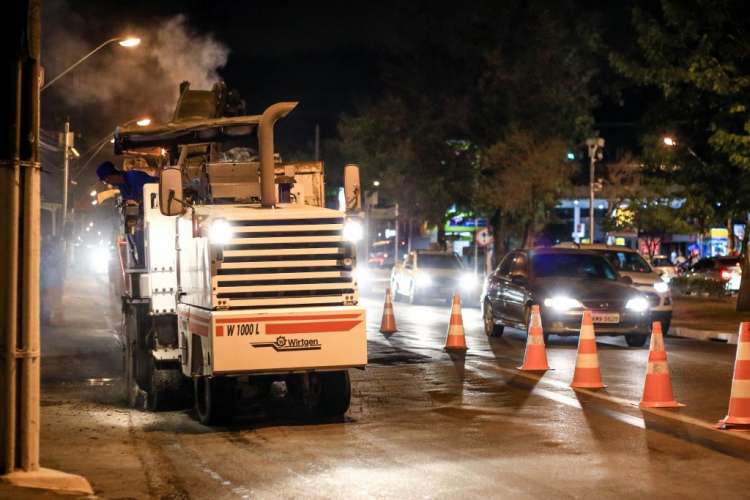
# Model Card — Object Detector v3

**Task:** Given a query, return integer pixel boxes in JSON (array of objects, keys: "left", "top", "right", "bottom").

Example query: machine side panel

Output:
[
  {"left": 210, "top": 306, "right": 367, "bottom": 374},
  {"left": 143, "top": 183, "right": 177, "bottom": 314},
  {"left": 177, "top": 217, "right": 212, "bottom": 309}
]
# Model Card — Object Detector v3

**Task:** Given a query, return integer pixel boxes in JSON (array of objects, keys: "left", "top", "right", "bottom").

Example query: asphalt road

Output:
[{"left": 11, "top": 272, "right": 750, "bottom": 499}]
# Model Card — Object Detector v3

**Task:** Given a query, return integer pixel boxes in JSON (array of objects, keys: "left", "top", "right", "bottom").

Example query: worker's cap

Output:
[{"left": 96, "top": 161, "right": 118, "bottom": 180}]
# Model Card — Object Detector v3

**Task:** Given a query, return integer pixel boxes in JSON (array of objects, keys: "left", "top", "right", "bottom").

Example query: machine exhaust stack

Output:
[{"left": 259, "top": 102, "right": 298, "bottom": 207}]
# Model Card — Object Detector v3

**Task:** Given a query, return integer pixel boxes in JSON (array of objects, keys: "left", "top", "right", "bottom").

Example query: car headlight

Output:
[
  {"left": 208, "top": 219, "right": 233, "bottom": 245},
  {"left": 460, "top": 273, "right": 478, "bottom": 290},
  {"left": 343, "top": 219, "right": 363, "bottom": 242},
  {"left": 626, "top": 296, "right": 649, "bottom": 312},
  {"left": 653, "top": 281, "right": 669, "bottom": 294},
  {"left": 415, "top": 272, "right": 432, "bottom": 287},
  {"left": 543, "top": 296, "right": 583, "bottom": 311}
]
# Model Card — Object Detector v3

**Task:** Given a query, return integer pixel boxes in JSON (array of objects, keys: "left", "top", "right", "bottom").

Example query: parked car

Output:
[
  {"left": 391, "top": 250, "right": 480, "bottom": 305},
  {"left": 651, "top": 255, "right": 678, "bottom": 282},
  {"left": 482, "top": 248, "right": 652, "bottom": 347},
  {"left": 368, "top": 240, "right": 394, "bottom": 268},
  {"left": 683, "top": 256, "right": 742, "bottom": 292},
  {"left": 556, "top": 243, "right": 673, "bottom": 333}
]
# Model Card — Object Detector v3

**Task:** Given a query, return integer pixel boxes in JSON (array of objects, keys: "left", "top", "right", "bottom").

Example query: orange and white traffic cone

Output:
[
  {"left": 379, "top": 288, "right": 397, "bottom": 334},
  {"left": 717, "top": 322, "right": 750, "bottom": 429},
  {"left": 444, "top": 293, "right": 467, "bottom": 351},
  {"left": 518, "top": 305, "right": 549, "bottom": 371},
  {"left": 640, "top": 321, "right": 684, "bottom": 408},
  {"left": 571, "top": 310, "right": 606, "bottom": 389}
]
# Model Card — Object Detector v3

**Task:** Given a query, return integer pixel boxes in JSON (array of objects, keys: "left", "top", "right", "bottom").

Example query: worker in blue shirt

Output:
[
  {"left": 96, "top": 161, "right": 158, "bottom": 202},
  {"left": 96, "top": 161, "right": 158, "bottom": 268}
]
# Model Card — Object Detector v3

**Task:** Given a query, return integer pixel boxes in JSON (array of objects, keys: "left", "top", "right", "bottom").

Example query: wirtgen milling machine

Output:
[{"left": 114, "top": 83, "right": 366, "bottom": 424}]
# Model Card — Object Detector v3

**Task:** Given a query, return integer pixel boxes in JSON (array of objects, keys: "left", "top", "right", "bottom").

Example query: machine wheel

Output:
[
  {"left": 625, "top": 334, "right": 649, "bottom": 348},
  {"left": 194, "top": 376, "right": 235, "bottom": 425},
  {"left": 483, "top": 301, "right": 504, "bottom": 337},
  {"left": 146, "top": 359, "right": 189, "bottom": 411},
  {"left": 316, "top": 371, "right": 351, "bottom": 418}
]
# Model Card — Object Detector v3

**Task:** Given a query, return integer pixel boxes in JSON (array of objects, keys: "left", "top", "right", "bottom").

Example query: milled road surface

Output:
[{"left": 9, "top": 272, "right": 750, "bottom": 499}]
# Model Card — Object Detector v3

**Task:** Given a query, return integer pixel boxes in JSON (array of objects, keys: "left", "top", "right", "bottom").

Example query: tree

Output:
[
  {"left": 335, "top": 1, "right": 602, "bottom": 256},
  {"left": 611, "top": 0, "right": 750, "bottom": 308},
  {"left": 477, "top": 129, "right": 573, "bottom": 248}
]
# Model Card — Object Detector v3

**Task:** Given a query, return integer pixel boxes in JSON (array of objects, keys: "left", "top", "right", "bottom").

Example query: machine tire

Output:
[
  {"left": 483, "top": 301, "right": 504, "bottom": 337},
  {"left": 625, "top": 334, "right": 649, "bottom": 348},
  {"left": 316, "top": 371, "right": 351, "bottom": 418},
  {"left": 194, "top": 376, "right": 235, "bottom": 425},
  {"left": 146, "top": 359, "right": 189, "bottom": 411}
]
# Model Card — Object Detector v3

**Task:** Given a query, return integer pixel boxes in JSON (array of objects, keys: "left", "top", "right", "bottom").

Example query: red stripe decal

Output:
[
  {"left": 266, "top": 320, "right": 361, "bottom": 335},
  {"left": 215, "top": 313, "right": 362, "bottom": 324}
]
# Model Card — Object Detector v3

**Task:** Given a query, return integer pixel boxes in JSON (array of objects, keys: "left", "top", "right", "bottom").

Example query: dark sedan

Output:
[{"left": 481, "top": 248, "right": 652, "bottom": 347}]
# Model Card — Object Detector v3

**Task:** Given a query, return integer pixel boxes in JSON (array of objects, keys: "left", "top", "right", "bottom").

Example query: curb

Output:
[{"left": 669, "top": 326, "right": 738, "bottom": 345}]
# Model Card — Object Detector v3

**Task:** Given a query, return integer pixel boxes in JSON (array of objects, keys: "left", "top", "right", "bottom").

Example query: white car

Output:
[
  {"left": 390, "top": 250, "right": 480, "bottom": 305},
  {"left": 651, "top": 255, "right": 678, "bottom": 282},
  {"left": 556, "top": 243, "right": 673, "bottom": 333}
]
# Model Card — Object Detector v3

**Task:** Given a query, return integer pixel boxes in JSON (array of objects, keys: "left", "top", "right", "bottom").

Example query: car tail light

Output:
[{"left": 720, "top": 267, "right": 733, "bottom": 280}]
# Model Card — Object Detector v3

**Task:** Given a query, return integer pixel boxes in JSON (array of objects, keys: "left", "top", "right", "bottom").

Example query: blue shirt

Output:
[{"left": 115, "top": 171, "right": 159, "bottom": 202}]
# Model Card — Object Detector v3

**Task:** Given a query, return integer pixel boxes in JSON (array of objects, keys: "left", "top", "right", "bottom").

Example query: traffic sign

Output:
[{"left": 476, "top": 228, "right": 491, "bottom": 247}]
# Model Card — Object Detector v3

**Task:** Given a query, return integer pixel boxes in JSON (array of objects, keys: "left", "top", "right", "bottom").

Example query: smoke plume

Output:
[{"left": 43, "top": 2, "right": 229, "bottom": 122}]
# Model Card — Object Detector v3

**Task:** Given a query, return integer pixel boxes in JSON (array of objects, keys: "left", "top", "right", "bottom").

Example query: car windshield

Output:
[
  {"left": 531, "top": 253, "right": 618, "bottom": 280},
  {"left": 418, "top": 254, "right": 464, "bottom": 270},
  {"left": 597, "top": 250, "right": 651, "bottom": 273}
]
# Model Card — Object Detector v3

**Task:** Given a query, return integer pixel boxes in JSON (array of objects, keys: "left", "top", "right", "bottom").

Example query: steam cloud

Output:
[{"left": 43, "top": 2, "right": 229, "bottom": 122}]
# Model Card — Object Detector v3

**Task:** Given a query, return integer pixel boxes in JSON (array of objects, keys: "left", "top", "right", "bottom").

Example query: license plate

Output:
[{"left": 591, "top": 312, "right": 619, "bottom": 324}]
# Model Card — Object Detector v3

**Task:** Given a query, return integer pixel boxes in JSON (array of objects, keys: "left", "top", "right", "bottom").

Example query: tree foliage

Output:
[
  {"left": 477, "top": 129, "right": 572, "bottom": 247},
  {"left": 336, "top": 1, "right": 601, "bottom": 250}
]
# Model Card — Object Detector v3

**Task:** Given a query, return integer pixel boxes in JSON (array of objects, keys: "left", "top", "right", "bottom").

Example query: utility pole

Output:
[
  {"left": 0, "top": 1, "right": 91, "bottom": 494},
  {"left": 586, "top": 137, "right": 605, "bottom": 243},
  {"left": 394, "top": 203, "right": 399, "bottom": 265},
  {"left": 61, "top": 120, "right": 72, "bottom": 228}
]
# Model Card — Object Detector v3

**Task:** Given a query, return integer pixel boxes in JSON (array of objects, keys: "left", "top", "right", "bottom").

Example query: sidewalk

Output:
[{"left": 670, "top": 295, "right": 750, "bottom": 344}]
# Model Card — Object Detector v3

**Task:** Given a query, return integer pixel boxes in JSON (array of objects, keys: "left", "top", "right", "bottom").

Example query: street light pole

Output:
[
  {"left": 62, "top": 120, "right": 70, "bottom": 228},
  {"left": 586, "top": 137, "right": 605, "bottom": 243},
  {"left": 41, "top": 36, "right": 140, "bottom": 91}
]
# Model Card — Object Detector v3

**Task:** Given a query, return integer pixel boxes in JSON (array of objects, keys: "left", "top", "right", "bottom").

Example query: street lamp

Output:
[
  {"left": 662, "top": 135, "right": 707, "bottom": 167},
  {"left": 41, "top": 36, "right": 141, "bottom": 91}
]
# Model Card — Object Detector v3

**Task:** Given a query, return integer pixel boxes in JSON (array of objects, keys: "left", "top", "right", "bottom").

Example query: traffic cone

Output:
[
  {"left": 518, "top": 305, "right": 549, "bottom": 371},
  {"left": 571, "top": 310, "right": 606, "bottom": 389},
  {"left": 717, "top": 322, "right": 750, "bottom": 429},
  {"left": 640, "top": 321, "right": 684, "bottom": 408},
  {"left": 444, "top": 293, "right": 467, "bottom": 351},
  {"left": 379, "top": 288, "right": 397, "bottom": 334}
]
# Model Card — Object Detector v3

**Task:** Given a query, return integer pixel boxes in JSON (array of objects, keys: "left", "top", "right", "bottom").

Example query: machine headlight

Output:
[
  {"left": 653, "top": 281, "right": 669, "bottom": 294},
  {"left": 626, "top": 296, "right": 649, "bottom": 312},
  {"left": 343, "top": 219, "right": 363, "bottom": 242},
  {"left": 208, "top": 219, "right": 233, "bottom": 245},
  {"left": 460, "top": 273, "right": 478, "bottom": 290},
  {"left": 415, "top": 272, "right": 432, "bottom": 287},
  {"left": 543, "top": 296, "right": 583, "bottom": 311},
  {"left": 353, "top": 266, "right": 369, "bottom": 283}
]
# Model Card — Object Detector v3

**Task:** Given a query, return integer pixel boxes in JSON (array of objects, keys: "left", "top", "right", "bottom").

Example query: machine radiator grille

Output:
[{"left": 213, "top": 216, "right": 357, "bottom": 309}]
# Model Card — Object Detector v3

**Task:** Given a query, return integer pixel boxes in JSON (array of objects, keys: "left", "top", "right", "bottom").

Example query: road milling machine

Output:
[{"left": 113, "top": 83, "right": 367, "bottom": 424}]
